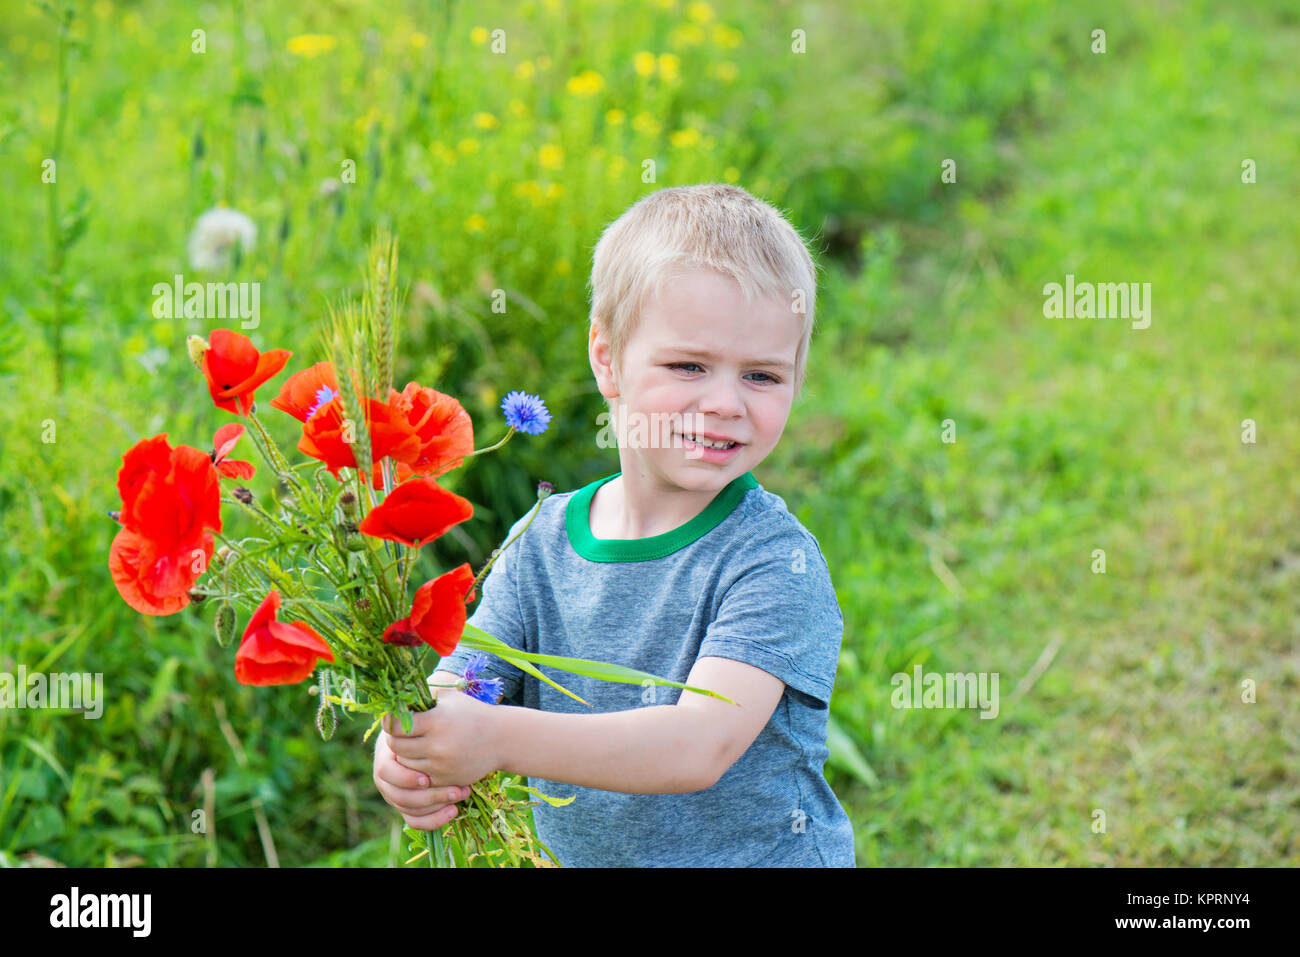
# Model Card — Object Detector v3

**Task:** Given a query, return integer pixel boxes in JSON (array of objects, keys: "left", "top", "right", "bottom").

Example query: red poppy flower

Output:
[
  {"left": 376, "top": 383, "right": 475, "bottom": 485},
  {"left": 269, "top": 361, "right": 339, "bottom": 422},
  {"left": 116, "top": 436, "right": 222, "bottom": 548},
  {"left": 109, "top": 526, "right": 215, "bottom": 616},
  {"left": 200, "top": 329, "right": 292, "bottom": 416},
  {"left": 298, "top": 395, "right": 421, "bottom": 488},
  {"left": 234, "top": 590, "right": 335, "bottom": 686},
  {"left": 382, "top": 563, "right": 476, "bottom": 655},
  {"left": 358, "top": 477, "right": 473, "bottom": 547},
  {"left": 111, "top": 436, "right": 223, "bottom": 615},
  {"left": 211, "top": 424, "right": 255, "bottom": 480}
]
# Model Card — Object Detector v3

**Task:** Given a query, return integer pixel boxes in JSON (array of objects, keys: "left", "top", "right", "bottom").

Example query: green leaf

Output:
[
  {"left": 461, "top": 624, "right": 739, "bottom": 705},
  {"left": 141, "top": 657, "right": 180, "bottom": 725},
  {"left": 510, "top": 785, "right": 576, "bottom": 808},
  {"left": 399, "top": 708, "right": 412, "bottom": 734},
  {"left": 19, "top": 736, "right": 71, "bottom": 791},
  {"left": 825, "top": 712, "right": 879, "bottom": 789}
]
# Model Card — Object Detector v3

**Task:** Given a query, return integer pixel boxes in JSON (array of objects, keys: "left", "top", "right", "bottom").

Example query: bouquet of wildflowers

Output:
[{"left": 107, "top": 233, "right": 732, "bottom": 867}]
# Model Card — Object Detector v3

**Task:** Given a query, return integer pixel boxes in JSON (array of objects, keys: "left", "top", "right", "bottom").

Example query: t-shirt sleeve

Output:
[
  {"left": 697, "top": 515, "right": 844, "bottom": 709},
  {"left": 433, "top": 512, "right": 532, "bottom": 707}
]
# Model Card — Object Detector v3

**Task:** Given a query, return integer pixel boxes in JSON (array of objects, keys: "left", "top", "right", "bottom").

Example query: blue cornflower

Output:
[
  {"left": 500, "top": 390, "right": 552, "bottom": 435},
  {"left": 461, "top": 653, "right": 505, "bottom": 705},
  {"left": 305, "top": 385, "right": 338, "bottom": 421}
]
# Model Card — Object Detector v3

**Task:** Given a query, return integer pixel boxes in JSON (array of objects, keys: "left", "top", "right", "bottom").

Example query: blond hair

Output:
[{"left": 587, "top": 183, "right": 819, "bottom": 401}]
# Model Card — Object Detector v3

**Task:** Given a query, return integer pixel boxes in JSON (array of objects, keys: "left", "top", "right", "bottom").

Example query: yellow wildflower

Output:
[
  {"left": 670, "top": 128, "right": 701, "bottom": 149},
  {"left": 470, "top": 27, "right": 490, "bottom": 45},
  {"left": 410, "top": 33, "right": 427, "bottom": 49},
  {"left": 287, "top": 34, "right": 338, "bottom": 58},
  {"left": 605, "top": 108, "right": 626, "bottom": 125},
  {"left": 465, "top": 214, "right": 488, "bottom": 233},
  {"left": 633, "top": 51, "right": 656, "bottom": 77},
  {"left": 555, "top": 259, "right": 572, "bottom": 276},
  {"left": 566, "top": 69, "right": 605, "bottom": 96},
  {"left": 473, "top": 112, "right": 500, "bottom": 130},
  {"left": 515, "top": 60, "right": 535, "bottom": 79},
  {"left": 657, "top": 53, "right": 681, "bottom": 82},
  {"left": 712, "top": 24, "right": 742, "bottom": 48},
  {"left": 538, "top": 143, "right": 565, "bottom": 170},
  {"left": 545, "top": 183, "right": 564, "bottom": 200},
  {"left": 687, "top": 1, "right": 714, "bottom": 23},
  {"left": 512, "top": 181, "right": 543, "bottom": 204},
  {"left": 458, "top": 138, "right": 481, "bottom": 155},
  {"left": 632, "top": 112, "right": 661, "bottom": 135},
  {"left": 709, "top": 60, "right": 739, "bottom": 83},
  {"left": 669, "top": 24, "right": 705, "bottom": 47},
  {"left": 723, "top": 166, "right": 740, "bottom": 182},
  {"left": 430, "top": 141, "right": 458, "bottom": 165},
  {"left": 509, "top": 98, "right": 529, "bottom": 118}
]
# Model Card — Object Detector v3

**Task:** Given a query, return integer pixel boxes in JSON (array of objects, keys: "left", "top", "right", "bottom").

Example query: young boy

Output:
[{"left": 373, "top": 183, "right": 855, "bottom": 867}]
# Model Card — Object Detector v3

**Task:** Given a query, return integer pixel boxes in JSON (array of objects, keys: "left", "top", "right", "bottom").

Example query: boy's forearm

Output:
[{"left": 489, "top": 702, "right": 717, "bottom": 794}]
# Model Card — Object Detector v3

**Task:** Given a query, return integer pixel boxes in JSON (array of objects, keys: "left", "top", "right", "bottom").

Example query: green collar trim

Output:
[{"left": 565, "top": 471, "right": 759, "bottom": 562}]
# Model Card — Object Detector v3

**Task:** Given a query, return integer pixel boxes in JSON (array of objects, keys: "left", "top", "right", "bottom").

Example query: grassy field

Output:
[
  {"left": 764, "top": 1, "right": 1300, "bottom": 865},
  {"left": 1, "top": 0, "right": 1296, "bottom": 866}
]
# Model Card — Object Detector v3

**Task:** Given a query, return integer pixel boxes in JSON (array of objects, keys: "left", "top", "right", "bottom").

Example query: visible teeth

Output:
[{"left": 686, "top": 433, "right": 735, "bottom": 450}]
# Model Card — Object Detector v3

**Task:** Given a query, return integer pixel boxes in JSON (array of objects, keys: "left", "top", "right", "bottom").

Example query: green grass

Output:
[{"left": 764, "top": 0, "right": 1300, "bottom": 865}]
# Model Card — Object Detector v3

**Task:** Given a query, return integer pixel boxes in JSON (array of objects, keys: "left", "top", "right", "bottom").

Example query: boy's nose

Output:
[{"left": 696, "top": 381, "right": 746, "bottom": 419}]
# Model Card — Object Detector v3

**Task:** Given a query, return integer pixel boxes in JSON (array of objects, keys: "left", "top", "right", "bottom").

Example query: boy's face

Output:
[{"left": 589, "top": 266, "right": 799, "bottom": 494}]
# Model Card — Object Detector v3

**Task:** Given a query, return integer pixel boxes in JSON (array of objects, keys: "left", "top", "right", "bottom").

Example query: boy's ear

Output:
[{"left": 589, "top": 323, "right": 620, "bottom": 400}]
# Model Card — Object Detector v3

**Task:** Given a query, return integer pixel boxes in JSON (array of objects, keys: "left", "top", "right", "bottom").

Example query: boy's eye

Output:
[{"left": 668, "top": 362, "right": 779, "bottom": 384}]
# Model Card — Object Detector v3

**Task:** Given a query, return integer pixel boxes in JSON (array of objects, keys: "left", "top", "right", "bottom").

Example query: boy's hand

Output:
[
  {"left": 373, "top": 730, "right": 472, "bottom": 831},
  {"left": 377, "top": 688, "right": 502, "bottom": 816}
]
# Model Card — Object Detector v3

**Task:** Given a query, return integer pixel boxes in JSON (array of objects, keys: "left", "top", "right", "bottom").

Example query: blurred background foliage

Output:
[{"left": 1, "top": 0, "right": 1296, "bottom": 866}]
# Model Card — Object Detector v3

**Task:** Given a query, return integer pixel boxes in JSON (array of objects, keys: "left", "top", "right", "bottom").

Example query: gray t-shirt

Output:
[{"left": 435, "top": 469, "right": 856, "bottom": 867}]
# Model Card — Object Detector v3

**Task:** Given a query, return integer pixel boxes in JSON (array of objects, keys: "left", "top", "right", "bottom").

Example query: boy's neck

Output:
[{"left": 588, "top": 471, "right": 732, "bottom": 540}]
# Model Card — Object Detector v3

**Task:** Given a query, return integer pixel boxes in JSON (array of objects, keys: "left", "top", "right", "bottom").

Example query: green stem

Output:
[
  {"left": 46, "top": 7, "right": 71, "bottom": 394},
  {"left": 397, "top": 546, "right": 416, "bottom": 599},
  {"left": 440, "top": 427, "right": 516, "bottom": 474},
  {"left": 468, "top": 489, "right": 543, "bottom": 598},
  {"left": 247, "top": 410, "right": 305, "bottom": 496}
]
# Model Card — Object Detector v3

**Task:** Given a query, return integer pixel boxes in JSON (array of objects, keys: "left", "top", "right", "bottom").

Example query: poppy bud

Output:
[
  {"left": 316, "top": 696, "right": 337, "bottom": 740},
  {"left": 537, "top": 480, "right": 554, "bottom": 501},
  {"left": 214, "top": 602, "right": 237, "bottom": 646},
  {"left": 340, "top": 520, "right": 358, "bottom": 534},
  {"left": 187, "top": 589, "right": 206, "bottom": 604},
  {"left": 215, "top": 546, "right": 232, "bottom": 567},
  {"left": 346, "top": 532, "right": 365, "bottom": 551},
  {"left": 186, "top": 335, "right": 209, "bottom": 371},
  {"left": 339, "top": 491, "right": 358, "bottom": 519},
  {"left": 233, "top": 487, "right": 254, "bottom": 504},
  {"left": 356, "top": 597, "right": 371, "bottom": 611}
]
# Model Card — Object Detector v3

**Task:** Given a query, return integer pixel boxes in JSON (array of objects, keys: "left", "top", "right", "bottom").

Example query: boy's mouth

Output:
[{"left": 677, "top": 431, "right": 743, "bottom": 451}]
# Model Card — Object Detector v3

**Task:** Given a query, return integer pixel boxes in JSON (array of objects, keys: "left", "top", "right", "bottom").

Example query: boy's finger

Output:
[
  {"left": 377, "top": 760, "right": 430, "bottom": 790},
  {"left": 401, "top": 805, "right": 459, "bottom": 831},
  {"left": 386, "top": 735, "right": 430, "bottom": 759},
  {"left": 375, "top": 776, "right": 465, "bottom": 807},
  {"left": 378, "top": 787, "right": 452, "bottom": 815}
]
